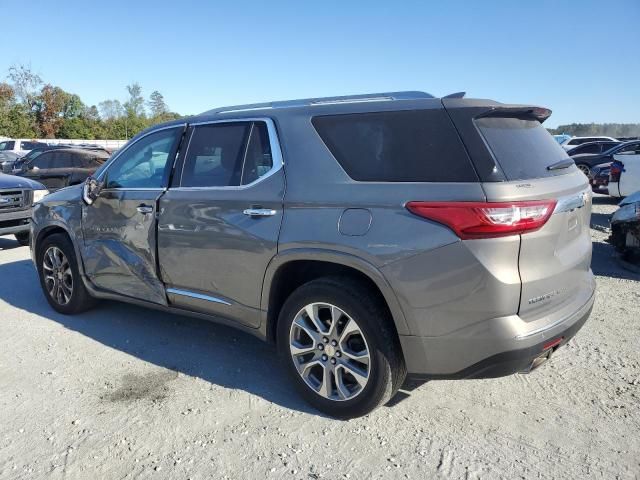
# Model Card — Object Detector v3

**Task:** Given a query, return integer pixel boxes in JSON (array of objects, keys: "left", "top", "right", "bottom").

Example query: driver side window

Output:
[{"left": 105, "top": 127, "right": 180, "bottom": 189}]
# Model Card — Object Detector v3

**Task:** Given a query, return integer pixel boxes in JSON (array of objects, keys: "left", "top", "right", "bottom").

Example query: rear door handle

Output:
[
  {"left": 243, "top": 208, "right": 277, "bottom": 217},
  {"left": 137, "top": 205, "right": 154, "bottom": 214}
]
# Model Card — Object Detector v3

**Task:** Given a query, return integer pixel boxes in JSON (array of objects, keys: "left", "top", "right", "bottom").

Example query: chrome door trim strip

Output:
[
  {"left": 166, "top": 287, "right": 232, "bottom": 306},
  {"left": 553, "top": 189, "right": 591, "bottom": 214}
]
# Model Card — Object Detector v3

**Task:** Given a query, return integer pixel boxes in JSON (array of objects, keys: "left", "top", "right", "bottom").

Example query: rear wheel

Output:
[
  {"left": 36, "top": 233, "right": 96, "bottom": 314},
  {"left": 576, "top": 163, "right": 591, "bottom": 178},
  {"left": 14, "top": 232, "right": 30, "bottom": 246},
  {"left": 277, "top": 277, "right": 405, "bottom": 418}
]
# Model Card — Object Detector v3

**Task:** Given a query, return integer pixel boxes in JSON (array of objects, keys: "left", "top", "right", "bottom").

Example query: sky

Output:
[{"left": 1, "top": 0, "right": 638, "bottom": 128}]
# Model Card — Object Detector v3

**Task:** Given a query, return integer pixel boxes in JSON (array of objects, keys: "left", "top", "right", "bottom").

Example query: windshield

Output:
[
  {"left": 23, "top": 149, "right": 45, "bottom": 161},
  {"left": 0, "top": 141, "right": 15, "bottom": 151}
]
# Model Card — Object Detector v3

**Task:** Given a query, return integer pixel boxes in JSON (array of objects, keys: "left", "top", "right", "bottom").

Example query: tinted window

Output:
[
  {"left": 241, "top": 123, "right": 273, "bottom": 185},
  {"left": 475, "top": 117, "right": 572, "bottom": 180},
  {"left": 574, "top": 144, "right": 600, "bottom": 155},
  {"left": 52, "top": 151, "right": 75, "bottom": 168},
  {"left": 0, "top": 141, "right": 15, "bottom": 151},
  {"left": 106, "top": 128, "right": 180, "bottom": 189},
  {"left": 21, "top": 141, "right": 46, "bottom": 150},
  {"left": 616, "top": 143, "right": 640, "bottom": 155},
  {"left": 32, "top": 152, "right": 53, "bottom": 169},
  {"left": 312, "top": 110, "right": 476, "bottom": 182},
  {"left": 181, "top": 123, "right": 250, "bottom": 187}
]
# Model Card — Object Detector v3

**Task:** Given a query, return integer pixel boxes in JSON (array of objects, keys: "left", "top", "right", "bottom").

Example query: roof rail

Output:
[
  {"left": 443, "top": 91, "right": 466, "bottom": 99},
  {"left": 201, "top": 91, "right": 433, "bottom": 115}
]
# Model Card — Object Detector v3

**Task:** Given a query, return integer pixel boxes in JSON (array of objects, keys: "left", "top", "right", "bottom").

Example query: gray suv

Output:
[{"left": 31, "top": 91, "right": 595, "bottom": 418}]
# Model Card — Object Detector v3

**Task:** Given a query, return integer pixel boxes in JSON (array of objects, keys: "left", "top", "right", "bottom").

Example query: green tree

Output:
[
  {"left": 98, "top": 99, "right": 124, "bottom": 120},
  {"left": 124, "top": 83, "right": 145, "bottom": 118},
  {"left": 148, "top": 90, "right": 168, "bottom": 118},
  {"left": 7, "top": 64, "right": 42, "bottom": 111}
]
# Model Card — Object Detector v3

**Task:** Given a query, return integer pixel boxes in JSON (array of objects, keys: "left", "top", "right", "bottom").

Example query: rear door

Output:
[
  {"left": 445, "top": 100, "right": 594, "bottom": 323},
  {"left": 157, "top": 119, "right": 284, "bottom": 328},
  {"left": 44, "top": 151, "right": 75, "bottom": 190}
]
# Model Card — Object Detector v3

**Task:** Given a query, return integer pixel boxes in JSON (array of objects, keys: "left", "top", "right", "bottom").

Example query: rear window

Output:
[
  {"left": 475, "top": 117, "right": 571, "bottom": 180},
  {"left": 312, "top": 110, "right": 477, "bottom": 182}
]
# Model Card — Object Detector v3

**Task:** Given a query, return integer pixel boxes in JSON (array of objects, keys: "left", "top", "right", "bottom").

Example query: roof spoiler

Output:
[
  {"left": 476, "top": 105, "right": 552, "bottom": 123},
  {"left": 443, "top": 91, "right": 466, "bottom": 99}
]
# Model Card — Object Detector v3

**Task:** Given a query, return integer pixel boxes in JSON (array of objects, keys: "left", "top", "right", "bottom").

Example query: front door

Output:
[
  {"left": 158, "top": 119, "right": 285, "bottom": 327},
  {"left": 21, "top": 151, "right": 54, "bottom": 188},
  {"left": 81, "top": 125, "right": 185, "bottom": 304}
]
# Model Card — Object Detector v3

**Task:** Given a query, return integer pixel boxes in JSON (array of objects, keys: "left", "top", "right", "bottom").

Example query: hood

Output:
[
  {"left": 38, "top": 183, "right": 83, "bottom": 204},
  {"left": 0, "top": 173, "right": 46, "bottom": 190},
  {"left": 619, "top": 190, "right": 640, "bottom": 207}
]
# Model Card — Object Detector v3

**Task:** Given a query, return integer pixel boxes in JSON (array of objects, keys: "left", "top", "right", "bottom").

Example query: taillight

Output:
[
  {"left": 406, "top": 200, "right": 557, "bottom": 239},
  {"left": 610, "top": 160, "right": 624, "bottom": 182}
]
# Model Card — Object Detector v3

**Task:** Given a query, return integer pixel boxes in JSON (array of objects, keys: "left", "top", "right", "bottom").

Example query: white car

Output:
[
  {"left": 608, "top": 142, "right": 640, "bottom": 197},
  {"left": 0, "top": 138, "right": 49, "bottom": 156},
  {"left": 560, "top": 136, "right": 617, "bottom": 151}
]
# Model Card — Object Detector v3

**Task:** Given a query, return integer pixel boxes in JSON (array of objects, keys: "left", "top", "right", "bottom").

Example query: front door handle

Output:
[
  {"left": 243, "top": 208, "right": 277, "bottom": 217},
  {"left": 137, "top": 205, "right": 154, "bottom": 214}
]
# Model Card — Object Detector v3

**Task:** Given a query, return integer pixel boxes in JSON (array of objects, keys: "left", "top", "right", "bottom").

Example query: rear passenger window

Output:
[
  {"left": 180, "top": 121, "right": 274, "bottom": 187},
  {"left": 312, "top": 110, "right": 477, "bottom": 182},
  {"left": 241, "top": 123, "right": 273, "bottom": 185}
]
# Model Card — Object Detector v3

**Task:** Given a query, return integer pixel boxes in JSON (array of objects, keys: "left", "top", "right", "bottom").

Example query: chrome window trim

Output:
[
  {"left": 96, "top": 123, "right": 187, "bottom": 182},
  {"left": 166, "top": 287, "right": 231, "bottom": 306},
  {"left": 175, "top": 117, "right": 284, "bottom": 191}
]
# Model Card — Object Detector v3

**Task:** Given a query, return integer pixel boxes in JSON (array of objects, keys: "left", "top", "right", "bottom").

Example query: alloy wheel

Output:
[
  {"left": 42, "top": 246, "right": 73, "bottom": 305},
  {"left": 577, "top": 164, "right": 592, "bottom": 179},
  {"left": 289, "top": 302, "right": 371, "bottom": 401}
]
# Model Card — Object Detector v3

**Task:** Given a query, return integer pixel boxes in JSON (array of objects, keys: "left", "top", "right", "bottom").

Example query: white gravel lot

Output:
[{"left": 0, "top": 195, "right": 639, "bottom": 479}]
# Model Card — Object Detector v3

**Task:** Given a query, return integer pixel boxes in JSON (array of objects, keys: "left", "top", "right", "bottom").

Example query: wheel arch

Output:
[{"left": 260, "top": 249, "right": 410, "bottom": 344}]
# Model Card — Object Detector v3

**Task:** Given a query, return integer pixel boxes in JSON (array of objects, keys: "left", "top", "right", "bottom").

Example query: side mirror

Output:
[{"left": 82, "top": 176, "right": 104, "bottom": 205}]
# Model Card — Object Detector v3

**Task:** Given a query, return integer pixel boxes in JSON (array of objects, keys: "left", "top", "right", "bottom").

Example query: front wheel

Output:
[
  {"left": 277, "top": 277, "right": 406, "bottom": 418},
  {"left": 36, "top": 233, "right": 96, "bottom": 314}
]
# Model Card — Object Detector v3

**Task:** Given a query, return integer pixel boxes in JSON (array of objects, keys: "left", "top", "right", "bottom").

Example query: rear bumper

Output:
[{"left": 401, "top": 290, "right": 595, "bottom": 379}]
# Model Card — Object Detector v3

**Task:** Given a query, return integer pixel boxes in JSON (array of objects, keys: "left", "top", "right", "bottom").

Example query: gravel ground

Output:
[{"left": 0, "top": 195, "right": 639, "bottom": 479}]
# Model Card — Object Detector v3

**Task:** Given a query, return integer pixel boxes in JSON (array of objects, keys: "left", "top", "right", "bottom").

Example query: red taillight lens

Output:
[
  {"left": 406, "top": 200, "right": 557, "bottom": 239},
  {"left": 610, "top": 161, "right": 624, "bottom": 182}
]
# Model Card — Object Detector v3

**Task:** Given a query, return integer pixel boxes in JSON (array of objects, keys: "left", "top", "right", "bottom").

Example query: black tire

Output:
[
  {"left": 36, "top": 233, "right": 96, "bottom": 314},
  {"left": 277, "top": 276, "right": 406, "bottom": 419},
  {"left": 14, "top": 232, "right": 30, "bottom": 246}
]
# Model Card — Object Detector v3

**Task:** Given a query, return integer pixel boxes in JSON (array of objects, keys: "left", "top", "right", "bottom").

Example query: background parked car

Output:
[
  {"left": 15, "top": 148, "right": 110, "bottom": 191},
  {"left": 0, "top": 173, "right": 48, "bottom": 245},
  {"left": 589, "top": 163, "right": 611, "bottom": 193},
  {"left": 566, "top": 140, "right": 621, "bottom": 157},
  {"left": 560, "top": 136, "right": 617, "bottom": 151},
  {"left": 571, "top": 140, "right": 640, "bottom": 179},
  {"left": 0, "top": 139, "right": 49, "bottom": 156},
  {"left": 608, "top": 144, "right": 640, "bottom": 198},
  {"left": 0, "top": 151, "right": 21, "bottom": 173},
  {"left": 610, "top": 191, "right": 640, "bottom": 262}
]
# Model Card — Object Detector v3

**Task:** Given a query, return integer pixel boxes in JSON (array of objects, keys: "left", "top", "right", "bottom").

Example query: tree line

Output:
[
  {"left": 0, "top": 65, "right": 182, "bottom": 140},
  {"left": 547, "top": 123, "right": 640, "bottom": 138}
]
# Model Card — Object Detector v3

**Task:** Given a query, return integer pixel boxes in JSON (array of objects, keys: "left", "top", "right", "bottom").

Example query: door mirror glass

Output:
[{"left": 82, "top": 176, "right": 104, "bottom": 205}]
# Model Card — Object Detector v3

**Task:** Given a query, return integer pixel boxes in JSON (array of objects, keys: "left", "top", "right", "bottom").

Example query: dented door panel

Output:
[{"left": 81, "top": 189, "right": 167, "bottom": 304}]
